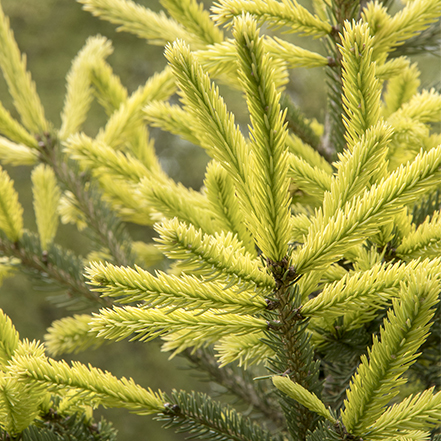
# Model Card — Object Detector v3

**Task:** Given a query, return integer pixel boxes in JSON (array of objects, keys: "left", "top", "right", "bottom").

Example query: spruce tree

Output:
[{"left": 0, "top": 0, "right": 440, "bottom": 440}]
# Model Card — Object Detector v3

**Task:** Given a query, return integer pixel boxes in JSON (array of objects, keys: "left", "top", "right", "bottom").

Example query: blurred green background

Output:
[{"left": 0, "top": 0, "right": 438, "bottom": 439}]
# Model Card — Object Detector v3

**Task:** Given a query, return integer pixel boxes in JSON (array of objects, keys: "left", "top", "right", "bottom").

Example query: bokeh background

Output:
[{"left": 0, "top": 0, "right": 438, "bottom": 439}]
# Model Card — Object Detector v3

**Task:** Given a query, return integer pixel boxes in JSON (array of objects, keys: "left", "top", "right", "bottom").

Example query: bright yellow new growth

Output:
[
  {"left": 215, "top": 333, "right": 273, "bottom": 368},
  {"left": 78, "top": 0, "right": 200, "bottom": 47},
  {"left": 0, "top": 3, "right": 47, "bottom": 133},
  {"left": 97, "top": 67, "right": 176, "bottom": 149},
  {"left": 144, "top": 101, "right": 200, "bottom": 146},
  {"left": 86, "top": 260, "right": 267, "bottom": 314},
  {"left": 382, "top": 62, "right": 420, "bottom": 117},
  {"left": 293, "top": 145, "right": 441, "bottom": 274},
  {"left": 0, "top": 136, "right": 38, "bottom": 166},
  {"left": 164, "top": 40, "right": 253, "bottom": 216},
  {"left": 0, "top": 167, "right": 23, "bottom": 242},
  {"left": 272, "top": 376, "right": 335, "bottom": 423},
  {"left": 31, "top": 164, "right": 61, "bottom": 251},
  {"left": 90, "top": 305, "right": 267, "bottom": 351},
  {"left": 44, "top": 314, "right": 103, "bottom": 357},
  {"left": 365, "top": 388, "right": 441, "bottom": 439},
  {"left": 10, "top": 351, "right": 165, "bottom": 415},
  {"left": 154, "top": 218, "right": 273, "bottom": 290},
  {"left": 301, "top": 258, "right": 441, "bottom": 317},
  {"left": 234, "top": 15, "right": 291, "bottom": 261},
  {"left": 90, "top": 58, "right": 128, "bottom": 116},
  {"left": 342, "top": 270, "right": 440, "bottom": 434},
  {"left": 204, "top": 161, "right": 256, "bottom": 254},
  {"left": 340, "top": 22, "right": 381, "bottom": 150},
  {"left": 396, "top": 211, "right": 441, "bottom": 259},
  {"left": 372, "top": 0, "right": 441, "bottom": 61},
  {"left": 59, "top": 36, "right": 113, "bottom": 140},
  {"left": 160, "top": 0, "right": 224, "bottom": 45},
  {"left": 0, "top": 102, "right": 38, "bottom": 148},
  {"left": 0, "top": 308, "right": 19, "bottom": 368},
  {"left": 212, "top": 0, "right": 332, "bottom": 37}
]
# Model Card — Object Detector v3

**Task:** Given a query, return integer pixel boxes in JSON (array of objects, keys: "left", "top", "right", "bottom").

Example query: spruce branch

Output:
[
  {"left": 157, "top": 389, "right": 284, "bottom": 441},
  {"left": 10, "top": 351, "right": 166, "bottom": 416},
  {"left": 85, "top": 260, "right": 267, "bottom": 314},
  {"left": 342, "top": 270, "right": 440, "bottom": 435},
  {"left": 78, "top": 0, "right": 201, "bottom": 47},
  {"left": 160, "top": 0, "right": 224, "bottom": 45},
  {"left": 154, "top": 218, "right": 273, "bottom": 292},
  {"left": 233, "top": 14, "right": 291, "bottom": 261},
  {"left": 0, "top": 2, "right": 48, "bottom": 134},
  {"left": 212, "top": 0, "right": 332, "bottom": 37},
  {"left": 0, "top": 230, "right": 108, "bottom": 307},
  {"left": 38, "top": 134, "right": 134, "bottom": 267},
  {"left": 59, "top": 35, "right": 113, "bottom": 140}
]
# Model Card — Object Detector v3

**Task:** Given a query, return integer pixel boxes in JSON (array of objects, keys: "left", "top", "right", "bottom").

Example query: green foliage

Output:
[{"left": 0, "top": 0, "right": 439, "bottom": 440}]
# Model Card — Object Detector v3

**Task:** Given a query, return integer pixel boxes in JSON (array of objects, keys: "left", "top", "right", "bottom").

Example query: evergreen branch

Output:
[
  {"left": 302, "top": 258, "right": 441, "bottom": 318},
  {"left": 0, "top": 230, "right": 108, "bottom": 306},
  {"left": 212, "top": 0, "right": 332, "bottom": 37},
  {"left": 41, "top": 138, "right": 135, "bottom": 267},
  {"left": 342, "top": 269, "right": 440, "bottom": 435},
  {"left": 292, "top": 145, "right": 441, "bottom": 274},
  {"left": 85, "top": 260, "right": 267, "bottom": 314},
  {"left": 154, "top": 218, "right": 274, "bottom": 291},
  {"left": 90, "top": 58, "right": 128, "bottom": 116},
  {"left": 160, "top": 0, "right": 224, "bottom": 45},
  {"left": 10, "top": 352, "right": 166, "bottom": 415},
  {"left": 77, "top": 0, "right": 201, "bottom": 47},
  {"left": 273, "top": 376, "right": 335, "bottom": 423},
  {"left": 372, "top": 0, "right": 441, "bottom": 61},
  {"left": 97, "top": 67, "right": 176, "bottom": 149},
  {"left": 375, "top": 56, "right": 410, "bottom": 81},
  {"left": 396, "top": 211, "right": 441, "bottom": 259},
  {"left": 44, "top": 314, "right": 104, "bottom": 357},
  {"left": 144, "top": 101, "right": 201, "bottom": 146},
  {"left": 364, "top": 387, "right": 441, "bottom": 439},
  {"left": 157, "top": 389, "right": 282, "bottom": 441},
  {"left": 265, "top": 285, "right": 322, "bottom": 440},
  {"left": 0, "top": 308, "right": 19, "bottom": 368},
  {"left": 0, "top": 136, "right": 38, "bottom": 166},
  {"left": 390, "top": 88, "right": 441, "bottom": 124},
  {"left": 164, "top": 40, "right": 253, "bottom": 214},
  {"left": 0, "top": 2, "right": 48, "bottom": 133},
  {"left": 196, "top": 37, "right": 324, "bottom": 85},
  {"left": 340, "top": 22, "right": 381, "bottom": 149},
  {"left": 182, "top": 347, "right": 285, "bottom": 428},
  {"left": 0, "top": 341, "right": 49, "bottom": 436},
  {"left": 31, "top": 164, "right": 61, "bottom": 251},
  {"left": 215, "top": 332, "right": 273, "bottom": 368},
  {"left": 383, "top": 62, "right": 420, "bottom": 117},
  {"left": 90, "top": 305, "right": 267, "bottom": 351},
  {"left": 59, "top": 36, "right": 113, "bottom": 140},
  {"left": 323, "top": 122, "right": 392, "bottom": 219},
  {"left": 265, "top": 36, "right": 329, "bottom": 69},
  {"left": 64, "top": 133, "right": 150, "bottom": 182},
  {"left": 204, "top": 161, "right": 256, "bottom": 255},
  {"left": 0, "top": 166, "right": 23, "bottom": 242},
  {"left": 139, "top": 177, "right": 216, "bottom": 234},
  {"left": 234, "top": 15, "right": 291, "bottom": 261},
  {"left": 0, "top": 102, "right": 38, "bottom": 148}
]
